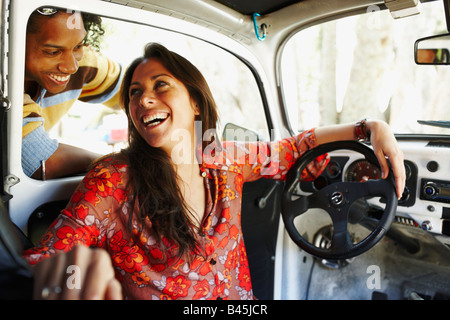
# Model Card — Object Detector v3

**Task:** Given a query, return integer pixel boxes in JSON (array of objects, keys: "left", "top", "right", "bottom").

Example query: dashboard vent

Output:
[{"left": 426, "top": 141, "right": 450, "bottom": 148}]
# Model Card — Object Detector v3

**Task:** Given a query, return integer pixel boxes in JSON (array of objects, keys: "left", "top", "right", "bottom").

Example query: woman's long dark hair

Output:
[{"left": 120, "top": 43, "right": 219, "bottom": 260}]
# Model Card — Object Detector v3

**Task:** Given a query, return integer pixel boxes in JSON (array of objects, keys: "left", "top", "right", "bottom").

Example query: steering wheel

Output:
[{"left": 281, "top": 141, "right": 398, "bottom": 260}]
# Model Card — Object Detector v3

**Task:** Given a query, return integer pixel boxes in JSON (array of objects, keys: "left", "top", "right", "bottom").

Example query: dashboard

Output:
[{"left": 299, "top": 138, "right": 450, "bottom": 239}]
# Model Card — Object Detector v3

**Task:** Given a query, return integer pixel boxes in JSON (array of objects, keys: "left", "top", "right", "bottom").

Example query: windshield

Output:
[{"left": 281, "top": 1, "right": 450, "bottom": 136}]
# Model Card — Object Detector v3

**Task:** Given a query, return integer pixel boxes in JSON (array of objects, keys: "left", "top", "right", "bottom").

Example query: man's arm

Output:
[{"left": 31, "top": 143, "right": 101, "bottom": 180}]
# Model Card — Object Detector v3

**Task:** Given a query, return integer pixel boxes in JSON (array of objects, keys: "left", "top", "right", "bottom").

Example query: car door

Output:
[
  {"left": 0, "top": 0, "right": 32, "bottom": 300},
  {"left": 223, "top": 123, "right": 283, "bottom": 299},
  {"left": 0, "top": 201, "right": 34, "bottom": 299}
]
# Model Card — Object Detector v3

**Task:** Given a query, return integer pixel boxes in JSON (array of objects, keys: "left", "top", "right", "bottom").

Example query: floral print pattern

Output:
[{"left": 23, "top": 129, "right": 328, "bottom": 300}]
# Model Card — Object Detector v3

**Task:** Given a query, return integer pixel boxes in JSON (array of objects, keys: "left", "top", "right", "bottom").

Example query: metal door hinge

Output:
[
  {"left": 3, "top": 174, "right": 19, "bottom": 198},
  {"left": 0, "top": 94, "right": 10, "bottom": 111}
]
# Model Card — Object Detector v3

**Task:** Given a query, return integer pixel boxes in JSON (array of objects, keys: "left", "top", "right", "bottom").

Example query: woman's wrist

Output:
[{"left": 354, "top": 118, "right": 371, "bottom": 142}]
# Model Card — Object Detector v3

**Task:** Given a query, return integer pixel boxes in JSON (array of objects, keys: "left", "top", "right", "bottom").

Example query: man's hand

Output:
[{"left": 33, "top": 245, "right": 122, "bottom": 300}]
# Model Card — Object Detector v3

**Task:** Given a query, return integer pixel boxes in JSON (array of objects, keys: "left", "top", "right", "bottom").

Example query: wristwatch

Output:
[{"left": 354, "top": 118, "right": 370, "bottom": 142}]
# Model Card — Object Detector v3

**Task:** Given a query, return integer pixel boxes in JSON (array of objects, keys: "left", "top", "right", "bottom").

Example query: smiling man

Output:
[{"left": 23, "top": 7, "right": 122, "bottom": 180}]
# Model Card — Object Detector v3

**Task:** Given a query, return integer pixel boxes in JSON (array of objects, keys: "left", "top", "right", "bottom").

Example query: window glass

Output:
[
  {"left": 48, "top": 17, "right": 268, "bottom": 156},
  {"left": 281, "top": 1, "right": 449, "bottom": 135}
]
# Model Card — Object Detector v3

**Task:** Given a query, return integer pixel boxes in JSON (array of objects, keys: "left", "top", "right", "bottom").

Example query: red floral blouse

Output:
[{"left": 23, "top": 129, "right": 328, "bottom": 300}]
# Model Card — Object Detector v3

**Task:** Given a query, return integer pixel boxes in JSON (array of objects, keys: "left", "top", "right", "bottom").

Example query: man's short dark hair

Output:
[{"left": 27, "top": 7, "right": 105, "bottom": 51}]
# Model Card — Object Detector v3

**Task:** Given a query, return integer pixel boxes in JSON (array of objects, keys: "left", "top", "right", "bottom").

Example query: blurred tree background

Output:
[{"left": 283, "top": 2, "right": 450, "bottom": 134}]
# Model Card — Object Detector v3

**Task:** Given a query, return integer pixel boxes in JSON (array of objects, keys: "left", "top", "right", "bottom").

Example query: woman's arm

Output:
[
  {"left": 25, "top": 158, "right": 127, "bottom": 299},
  {"left": 315, "top": 119, "right": 405, "bottom": 198}
]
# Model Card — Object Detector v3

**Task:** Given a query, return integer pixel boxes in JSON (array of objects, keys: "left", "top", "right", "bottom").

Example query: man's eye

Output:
[{"left": 44, "top": 50, "right": 60, "bottom": 56}]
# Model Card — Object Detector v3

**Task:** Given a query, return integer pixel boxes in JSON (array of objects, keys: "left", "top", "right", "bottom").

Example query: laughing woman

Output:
[{"left": 23, "top": 43, "right": 405, "bottom": 300}]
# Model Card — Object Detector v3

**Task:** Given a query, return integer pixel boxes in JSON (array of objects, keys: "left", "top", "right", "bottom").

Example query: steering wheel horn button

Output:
[{"left": 330, "top": 191, "right": 345, "bottom": 207}]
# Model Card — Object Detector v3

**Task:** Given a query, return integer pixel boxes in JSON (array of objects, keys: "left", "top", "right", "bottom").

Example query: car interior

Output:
[{"left": 1, "top": 0, "right": 450, "bottom": 300}]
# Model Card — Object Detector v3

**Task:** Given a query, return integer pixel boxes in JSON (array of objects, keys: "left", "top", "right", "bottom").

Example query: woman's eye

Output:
[
  {"left": 154, "top": 81, "right": 168, "bottom": 90},
  {"left": 129, "top": 88, "right": 141, "bottom": 97}
]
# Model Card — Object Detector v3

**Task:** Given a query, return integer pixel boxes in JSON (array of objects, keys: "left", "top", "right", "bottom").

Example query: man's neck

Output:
[{"left": 24, "top": 81, "right": 42, "bottom": 101}]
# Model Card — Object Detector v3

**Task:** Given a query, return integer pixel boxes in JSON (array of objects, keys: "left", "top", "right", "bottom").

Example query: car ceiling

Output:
[
  {"left": 213, "top": 0, "right": 301, "bottom": 15},
  {"left": 213, "top": 0, "right": 440, "bottom": 16}
]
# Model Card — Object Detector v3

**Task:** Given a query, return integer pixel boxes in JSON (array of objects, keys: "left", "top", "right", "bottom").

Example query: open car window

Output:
[
  {"left": 46, "top": 17, "right": 268, "bottom": 162},
  {"left": 281, "top": 1, "right": 449, "bottom": 136}
]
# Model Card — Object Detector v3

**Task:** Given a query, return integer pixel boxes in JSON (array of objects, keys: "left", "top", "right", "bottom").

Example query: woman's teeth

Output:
[{"left": 143, "top": 113, "right": 169, "bottom": 127}]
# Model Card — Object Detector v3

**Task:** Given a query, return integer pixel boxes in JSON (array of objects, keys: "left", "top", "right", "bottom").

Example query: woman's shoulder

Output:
[{"left": 88, "top": 152, "right": 129, "bottom": 176}]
